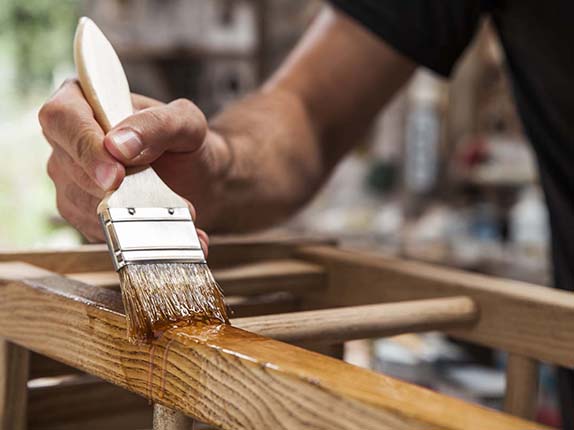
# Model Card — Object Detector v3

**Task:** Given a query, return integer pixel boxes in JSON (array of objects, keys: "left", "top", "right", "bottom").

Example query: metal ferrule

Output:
[{"left": 99, "top": 207, "right": 206, "bottom": 271}]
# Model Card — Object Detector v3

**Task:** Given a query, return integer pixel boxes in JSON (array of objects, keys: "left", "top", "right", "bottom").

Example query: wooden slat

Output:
[
  {"left": 0, "top": 265, "right": 541, "bottom": 430},
  {"left": 0, "top": 340, "right": 29, "bottom": 430},
  {"left": 28, "top": 375, "right": 151, "bottom": 430},
  {"left": 0, "top": 235, "right": 333, "bottom": 274},
  {"left": 298, "top": 246, "right": 574, "bottom": 367},
  {"left": 0, "top": 244, "right": 112, "bottom": 274},
  {"left": 67, "top": 270, "right": 119, "bottom": 287},
  {"left": 66, "top": 259, "right": 326, "bottom": 297},
  {"left": 234, "top": 297, "right": 477, "bottom": 344},
  {"left": 26, "top": 285, "right": 468, "bottom": 380},
  {"left": 504, "top": 354, "right": 539, "bottom": 420}
]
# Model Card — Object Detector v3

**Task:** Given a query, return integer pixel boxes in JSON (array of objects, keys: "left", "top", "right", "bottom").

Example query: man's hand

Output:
[
  {"left": 39, "top": 79, "right": 227, "bottom": 253},
  {"left": 39, "top": 7, "right": 415, "bottom": 239}
]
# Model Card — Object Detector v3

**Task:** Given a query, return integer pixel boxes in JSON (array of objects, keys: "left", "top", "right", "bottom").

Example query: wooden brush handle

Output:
[{"left": 74, "top": 17, "right": 186, "bottom": 210}]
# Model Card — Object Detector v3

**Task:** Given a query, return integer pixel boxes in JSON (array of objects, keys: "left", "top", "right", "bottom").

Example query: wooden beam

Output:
[
  {"left": 0, "top": 236, "right": 333, "bottom": 274},
  {"left": 297, "top": 246, "right": 574, "bottom": 367},
  {"left": 0, "top": 340, "right": 29, "bottom": 430},
  {"left": 34, "top": 295, "right": 463, "bottom": 381},
  {"left": 0, "top": 265, "right": 541, "bottom": 430},
  {"left": 66, "top": 259, "right": 326, "bottom": 296},
  {"left": 234, "top": 297, "right": 477, "bottom": 344},
  {"left": 504, "top": 354, "right": 539, "bottom": 420}
]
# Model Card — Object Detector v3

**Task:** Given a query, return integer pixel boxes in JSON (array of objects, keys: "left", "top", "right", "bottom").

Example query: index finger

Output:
[{"left": 39, "top": 79, "right": 124, "bottom": 191}]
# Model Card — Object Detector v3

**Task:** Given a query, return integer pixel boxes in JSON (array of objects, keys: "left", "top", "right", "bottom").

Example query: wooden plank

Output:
[
  {"left": 67, "top": 270, "right": 119, "bottom": 287},
  {"left": 209, "top": 235, "right": 335, "bottom": 269},
  {"left": 66, "top": 259, "right": 326, "bottom": 297},
  {"left": 28, "top": 375, "right": 151, "bottom": 430},
  {"left": 234, "top": 297, "right": 477, "bottom": 344},
  {"left": 0, "top": 235, "right": 333, "bottom": 274},
  {"left": 0, "top": 267, "right": 541, "bottom": 430},
  {"left": 21, "top": 271, "right": 472, "bottom": 373},
  {"left": 0, "top": 245, "right": 112, "bottom": 274},
  {"left": 297, "top": 246, "right": 574, "bottom": 367},
  {"left": 504, "top": 354, "right": 539, "bottom": 420},
  {"left": 0, "top": 340, "right": 29, "bottom": 430}
]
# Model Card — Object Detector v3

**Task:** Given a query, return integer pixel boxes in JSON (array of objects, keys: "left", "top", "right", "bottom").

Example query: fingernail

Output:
[
  {"left": 95, "top": 163, "right": 118, "bottom": 190},
  {"left": 108, "top": 129, "right": 143, "bottom": 159}
]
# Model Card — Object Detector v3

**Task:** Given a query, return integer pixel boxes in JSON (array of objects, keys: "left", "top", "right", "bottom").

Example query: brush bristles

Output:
[{"left": 118, "top": 263, "right": 229, "bottom": 343}]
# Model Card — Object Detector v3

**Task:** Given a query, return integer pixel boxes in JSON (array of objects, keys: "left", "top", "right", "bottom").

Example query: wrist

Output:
[{"left": 194, "top": 129, "right": 234, "bottom": 232}]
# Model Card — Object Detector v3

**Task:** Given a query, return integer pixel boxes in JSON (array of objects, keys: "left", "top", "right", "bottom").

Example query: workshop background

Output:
[{"left": 0, "top": 0, "right": 558, "bottom": 427}]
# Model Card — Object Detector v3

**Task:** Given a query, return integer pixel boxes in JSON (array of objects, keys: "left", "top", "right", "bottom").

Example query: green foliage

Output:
[{"left": 0, "top": 0, "right": 80, "bottom": 95}]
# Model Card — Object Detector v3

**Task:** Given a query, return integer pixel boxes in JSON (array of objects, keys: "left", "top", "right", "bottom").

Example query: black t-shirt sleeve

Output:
[{"left": 328, "top": 0, "right": 489, "bottom": 77}]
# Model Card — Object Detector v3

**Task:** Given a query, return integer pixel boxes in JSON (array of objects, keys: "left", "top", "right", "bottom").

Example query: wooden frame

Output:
[{"left": 0, "top": 236, "right": 565, "bottom": 429}]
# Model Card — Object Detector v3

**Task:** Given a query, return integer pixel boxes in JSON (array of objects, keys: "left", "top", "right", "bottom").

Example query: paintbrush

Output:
[{"left": 73, "top": 17, "right": 228, "bottom": 343}]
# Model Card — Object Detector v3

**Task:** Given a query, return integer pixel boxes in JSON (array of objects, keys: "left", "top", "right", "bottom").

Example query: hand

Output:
[{"left": 39, "top": 79, "right": 229, "bottom": 254}]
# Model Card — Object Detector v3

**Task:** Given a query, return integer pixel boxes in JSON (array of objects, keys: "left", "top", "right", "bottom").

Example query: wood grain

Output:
[
  {"left": 298, "top": 246, "right": 574, "bottom": 367},
  {"left": 0, "top": 266, "right": 541, "bottom": 430},
  {"left": 504, "top": 354, "right": 539, "bottom": 420},
  {"left": 27, "top": 297, "right": 472, "bottom": 387},
  {"left": 235, "top": 297, "right": 478, "bottom": 344},
  {"left": 0, "top": 340, "right": 29, "bottom": 430}
]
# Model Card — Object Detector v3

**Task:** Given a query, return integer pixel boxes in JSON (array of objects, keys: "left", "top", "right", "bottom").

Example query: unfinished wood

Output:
[
  {"left": 66, "top": 259, "right": 326, "bottom": 297},
  {"left": 0, "top": 267, "right": 540, "bottom": 429},
  {"left": 298, "top": 246, "right": 574, "bottom": 367},
  {"left": 234, "top": 297, "right": 477, "bottom": 344},
  {"left": 0, "top": 245, "right": 112, "bottom": 273},
  {"left": 0, "top": 236, "right": 332, "bottom": 274},
  {"left": 67, "top": 270, "right": 119, "bottom": 287},
  {"left": 28, "top": 374, "right": 151, "bottom": 429},
  {"left": 153, "top": 404, "right": 194, "bottom": 430},
  {"left": 208, "top": 235, "right": 335, "bottom": 269},
  {"left": 0, "top": 340, "right": 29, "bottom": 430},
  {"left": 503, "top": 354, "right": 539, "bottom": 420}
]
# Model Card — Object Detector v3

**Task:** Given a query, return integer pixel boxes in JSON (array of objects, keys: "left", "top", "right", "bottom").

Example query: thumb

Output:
[{"left": 103, "top": 98, "right": 207, "bottom": 165}]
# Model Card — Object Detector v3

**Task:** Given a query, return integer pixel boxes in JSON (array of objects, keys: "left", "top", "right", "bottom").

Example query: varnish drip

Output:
[
  {"left": 159, "top": 338, "right": 176, "bottom": 399},
  {"left": 147, "top": 343, "right": 157, "bottom": 404},
  {"left": 118, "top": 262, "right": 229, "bottom": 343}
]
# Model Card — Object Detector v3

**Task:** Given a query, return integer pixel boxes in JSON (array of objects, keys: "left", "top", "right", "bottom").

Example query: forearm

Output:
[
  {"left": 199, "top": 7, "right": 415, "bottom": 233},
  {"left": 207, "top": 88, "right": 324, "bottom": 232}
]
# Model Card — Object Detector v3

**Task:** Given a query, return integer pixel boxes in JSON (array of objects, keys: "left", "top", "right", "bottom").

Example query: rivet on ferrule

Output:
[{"left": 99, "top": 207, "right": 206, "bottom": 271}]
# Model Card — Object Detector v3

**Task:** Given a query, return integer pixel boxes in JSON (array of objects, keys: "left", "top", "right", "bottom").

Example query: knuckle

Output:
[
  {"left": 38, "top": 101, "right": 63, "bottom": 128},
  {"left": 171, "top": 98, "right": 207, "bottom": 142},
  {"left": 73, "top": 129, "right": 97, "bottom": 164},
  {"left": 172, "top": 98, "right": 195, "bottom": 113},
  {"left": 55, "top": 193, "right": 72, "bottom": 221},
  {"left": 46, "top": 154, "right": 57, "bottom": 181},
  {"left": 144, "top": 108, "right": 168, "bottom": 130},
  {"left": 61, "top": 77, "right": 77, "bottom": 88}
]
